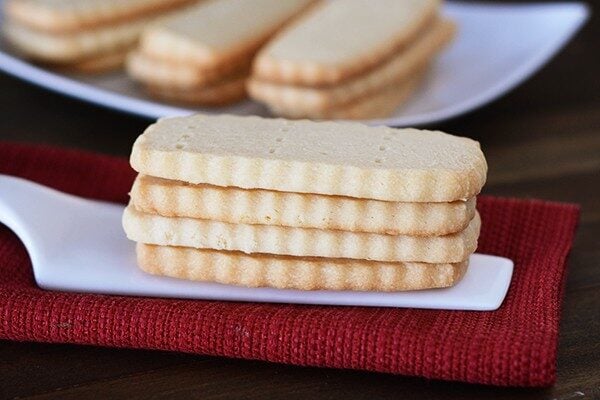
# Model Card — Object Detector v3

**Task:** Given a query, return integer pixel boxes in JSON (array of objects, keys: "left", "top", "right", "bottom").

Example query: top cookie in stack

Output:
[
  {"left": 249, "top": 0, "right": 455, "bottom": 120},
  {"left": 126, "top": 0, "right": 317, "bottom": 105},
  {"left": 123, "top": 114, "right": 487, "bottom": 292},
  {"left": 2, "top": 0, "right": 196, "bottom": 72}
]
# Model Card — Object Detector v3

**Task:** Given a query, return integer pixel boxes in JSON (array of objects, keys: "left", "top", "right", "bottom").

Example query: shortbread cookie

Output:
[
  {"left": 62, "top": 49, "right": 129, "bottom": 73},
  {"left": 130, "top": 115, "right": 487, "bottom": 202},
  {"left": 253, "top": 0, "right": 440, "bottom": 86},
  {"left": 3, "top": 18, "right": 149, "bottom": 63},
  {"left": 4, "top": 0, "right": 195, "bottom": 33},
  {"left": 266, "top": 73, "right": 423, "bottom": 120},
  {"left": 145, "top": 75, "right": 247, "bottom": 105},
  {"left": 123, "top": 205, "right": 480, "bottom": 263},
  {"left": 131, "top": 174, "right": 476, "bottom": 235},
  {"left": 137, "top": 244, "right": 469, "bottom": 291},
  {"left": 127, "top": 50, "right": 251, "bottom": 89},
  {"left": 140, "top": 0, "right": 317, "bottom": 69},
  {"left": 249, "top": 19, "right": 454, "bottom": 113}
]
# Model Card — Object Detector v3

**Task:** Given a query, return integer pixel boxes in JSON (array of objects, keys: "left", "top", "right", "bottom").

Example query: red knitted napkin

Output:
[{"left": 0, "top": 142, "right": 579, "bottom": 387}]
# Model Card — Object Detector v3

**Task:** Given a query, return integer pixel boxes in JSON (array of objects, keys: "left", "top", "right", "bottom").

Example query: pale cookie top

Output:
[
  {"left": 140, "top": 0, "right": 315, "bottom": 68},
  {"left": 254, "top": 0, "right": 440, "bottom": 86},
  {"left": 4, "top": 0, "right": 192, "bottom": 33},
  {"left": 130, "top": 114, "right": 487, "bottom": 202}
]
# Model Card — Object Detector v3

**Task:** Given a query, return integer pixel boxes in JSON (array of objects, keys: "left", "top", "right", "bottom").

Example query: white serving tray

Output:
[
  {"left": 0, "top": 1, "right": 589, "bottom": 126},
  {"left": 0, "top": 174, "right": 514, "bottom": 310}
]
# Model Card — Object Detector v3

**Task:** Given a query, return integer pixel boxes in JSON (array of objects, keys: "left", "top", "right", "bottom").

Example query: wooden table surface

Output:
[{"left": 1, "top": 6, "right": 599, "bottom": 400}]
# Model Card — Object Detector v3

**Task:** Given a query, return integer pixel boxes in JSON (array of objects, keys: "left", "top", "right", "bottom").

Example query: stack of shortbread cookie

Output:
[
  {"left": 123, "top": 114, "right": 487, "bottom": 292},
  {"left": 126, "top": 0, "right": 316, "bottom": 105},
  {"left": 249, "top": 0, "right": 455, "bottom": 120},
  {"left": 2, "top": 0, "right": 195, "bottom": 73}
]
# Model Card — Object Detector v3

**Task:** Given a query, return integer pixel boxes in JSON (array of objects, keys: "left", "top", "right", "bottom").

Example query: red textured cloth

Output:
[{"left": 0, "top": 142, "right": 579, "bottom": 387}]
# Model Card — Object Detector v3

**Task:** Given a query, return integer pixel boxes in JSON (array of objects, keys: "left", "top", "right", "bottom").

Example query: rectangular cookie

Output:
[
  {"left": 130, "top": 174, "right": 476, "bottom": 236},
  {"left": 61, "top": 48, "right": 130, "bottom": 73},
  {"left": 144, "top": 74, "right": 247, "bottom": 105},
  {"left": 4, "top": 0, "right": 195, "bottom": 33},
  {"left": 248, "top": 19, "right": 455, "bottom": 113},
  {"left": 123, "top": 204, "right": 481, "bottom": 263},
  {"left": 266, "top": 72, "right": 424, "bottom": 120},
  {"left": 253, "top": 0, "right": 440, "bottom": 86},
  {"left": 3, "top": 18, "right": 150, "bottom": 63},
  {"left": 130, "top": 114, "right": 487, "bottom": 202},
  {"left": 139, "top": 0, "right": 317, "bottom": 69},
  {"left": 137, "top": 243, "right": 469, "bottom": 291},
  {"left": 127, "top": 49, "right": 251, "bottom": 89}
]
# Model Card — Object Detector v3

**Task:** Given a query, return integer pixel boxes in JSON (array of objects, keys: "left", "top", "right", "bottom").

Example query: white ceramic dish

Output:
[
  {"left": 0, "top": 1, "right": 589, "bottom": 126},
  {"left": 0, "top": 174, "right": 513, "bottom": 310}
]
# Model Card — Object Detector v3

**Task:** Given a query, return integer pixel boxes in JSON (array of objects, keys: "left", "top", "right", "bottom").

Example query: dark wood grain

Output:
[{"left": 0, "top": 3, "right": 599, "bottom": 399}]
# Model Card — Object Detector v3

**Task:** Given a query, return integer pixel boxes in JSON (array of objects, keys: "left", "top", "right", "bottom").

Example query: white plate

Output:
[
  {"left": 0, "top": 1, "right": 589, "bottom": 126},
  {"left": 0, "top": 174, "right": 513, "bottom": 310}
]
